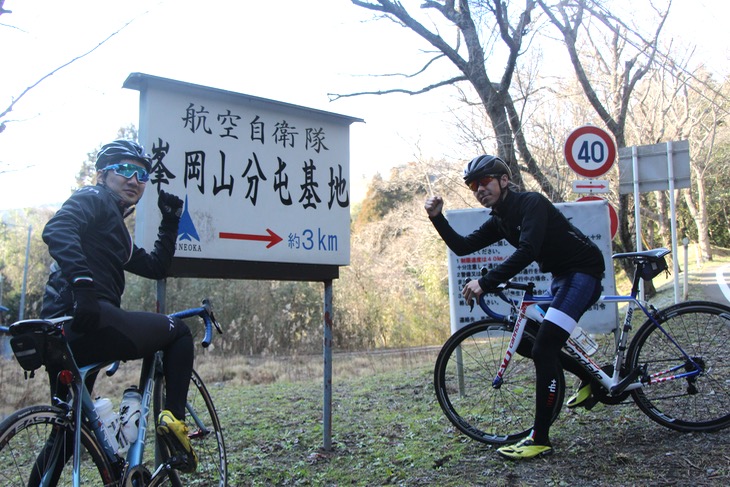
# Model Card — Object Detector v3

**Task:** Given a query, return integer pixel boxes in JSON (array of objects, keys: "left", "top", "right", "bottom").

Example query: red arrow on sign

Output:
[
  {"left": 219, "top": 229, "right": 283, "bottom": 248},
  {"left": 575, "top": 183, "right": 608, "bottom": 189}
]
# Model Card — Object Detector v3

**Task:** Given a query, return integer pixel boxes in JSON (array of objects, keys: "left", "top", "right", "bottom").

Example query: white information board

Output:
[
  {"left": 125, "top": 73, "right": 362, "bottom": 276},
  {"left": 618, "top": 140, "right": 690, "bottom": 194},
  {"left": 446, "top": 199, "right": 617, "bottom": 334}
]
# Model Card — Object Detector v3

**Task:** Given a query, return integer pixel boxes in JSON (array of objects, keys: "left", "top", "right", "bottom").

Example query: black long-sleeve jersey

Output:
[
  {"left": 41, "top": 185, "right": 178, "bottom": 317},
  {"left": 429, "top": 190, "right": 605, "bottom": 291}
]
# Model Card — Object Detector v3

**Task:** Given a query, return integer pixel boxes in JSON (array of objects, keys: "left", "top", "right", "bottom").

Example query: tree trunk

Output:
[{"left": 684, "top": 168, "right": 713, "bottom": 261}]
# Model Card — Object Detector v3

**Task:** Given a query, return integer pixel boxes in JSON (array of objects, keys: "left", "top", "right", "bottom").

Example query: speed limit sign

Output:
[{"left": 564, "top": 125, "right": 616, "bottom": 178}]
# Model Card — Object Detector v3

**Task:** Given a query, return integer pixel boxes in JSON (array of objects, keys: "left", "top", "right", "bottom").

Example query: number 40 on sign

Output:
[{"left": 564, "top": 125, "right": 616, "bottom": 178}]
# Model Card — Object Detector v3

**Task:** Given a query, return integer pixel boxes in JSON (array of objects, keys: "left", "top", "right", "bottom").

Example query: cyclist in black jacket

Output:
[
  {"left": 425, "top": 155, "right": 605, "bottom": 460},
  {"left": 40, "top": 139, "right": 197, "bottom": 472}
]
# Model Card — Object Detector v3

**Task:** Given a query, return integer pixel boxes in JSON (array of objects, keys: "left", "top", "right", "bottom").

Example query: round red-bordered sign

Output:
[
  {"left": 577, "top": 195, "right": 618, "bottom": 239},
  {"left": 564, "top": 125, "right": 616, "bottom": 178}
]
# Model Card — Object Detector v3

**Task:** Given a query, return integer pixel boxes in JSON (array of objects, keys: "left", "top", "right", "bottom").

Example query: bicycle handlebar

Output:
[
  {"left": 169, "top": 298, "right": 223, "bottom": 348},
  {"left": 466, "top": 279, "right": 539, "bottom": 321}
]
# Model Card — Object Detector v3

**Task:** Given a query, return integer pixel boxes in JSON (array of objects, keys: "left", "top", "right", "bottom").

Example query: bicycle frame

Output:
[
  {"left": 484, "top": 279, "right": 706, "bottom": 400},
  {"left": 47, "top": 304, "right": 220, "bottom": 486}
]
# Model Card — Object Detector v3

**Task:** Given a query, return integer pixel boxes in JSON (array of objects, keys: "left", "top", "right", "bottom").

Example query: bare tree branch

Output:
[
  {"left": 0, "top": 13, "right": 142, "bottom": 134},
  {"left": 328, "top": 76, "right": 467, "bottom": 101},
  {"left": 345, "top": 0, "right": 550, "bottom": 192}
]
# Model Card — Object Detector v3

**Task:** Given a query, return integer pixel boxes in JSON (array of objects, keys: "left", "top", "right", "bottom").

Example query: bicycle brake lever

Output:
[
  {"left": 210, "top": 313, "right": 223, "bottom": 334},
  {"left": 464, "top": 278, "right": 475, "bottom": 311}
]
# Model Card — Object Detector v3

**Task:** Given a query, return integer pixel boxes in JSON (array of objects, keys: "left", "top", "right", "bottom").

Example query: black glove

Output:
[
  {"left": 71, "top": 280, "right": 100, "bottom": 333},
  {"left": 158, "top": 190, "right": 183, "bottom": 219}
]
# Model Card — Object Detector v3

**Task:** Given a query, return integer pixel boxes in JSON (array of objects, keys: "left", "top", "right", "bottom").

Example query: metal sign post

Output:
[
  {"left": 565, "top": 125, "right": 618, "bottom": 240},
  {"left": 618, "top": 140, "right": 691, "bottom": 303}
]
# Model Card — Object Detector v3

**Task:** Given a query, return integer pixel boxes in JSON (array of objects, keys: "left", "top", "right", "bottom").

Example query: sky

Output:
[{"left": 1, "top": 0, "right": 728, "bottom": 211}]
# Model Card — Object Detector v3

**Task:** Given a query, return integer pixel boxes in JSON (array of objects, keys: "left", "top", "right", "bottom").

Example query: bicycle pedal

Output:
[
  {"left": 158, "top": 433, "right": 183, "bottom": 454},
  {"left": 582, "top": 395, "right": 599, "bottom": 410},
  {"left": 158, "top": 434, "right": 196, "bottom": 472},
  {"left": 166, "top": 454, "right": 192, "bottom": 469}
]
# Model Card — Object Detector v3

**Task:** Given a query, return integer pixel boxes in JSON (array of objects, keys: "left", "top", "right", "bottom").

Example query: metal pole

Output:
[
  {"left": 18, "top": 225, "right": 32, "bottom": 321},
  {"left": 156, "top": 279, "right": 167, "bottom": 314},
  {"left": 154, "top": 278, "right": 167, "bottom": 468},
  {"left": 682, "top": 237, "right": 689, "bottom": 301},
  {"left": 632, "top": 146, "right": 644, "bottom": 300},
  {"left": 322, "top": 280, "right": 333, "bottom": 451},
  {"left": 666, "top": 141, "right": 680, "bottom": 303}
]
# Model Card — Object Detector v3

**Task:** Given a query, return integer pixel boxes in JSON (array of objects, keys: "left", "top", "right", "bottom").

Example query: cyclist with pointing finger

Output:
[
  {"left": 40, "top": 139, "right": 198, "bottom": 472},
  {"left": 424, "top": 154, "right": 605, "bottom": 460}
]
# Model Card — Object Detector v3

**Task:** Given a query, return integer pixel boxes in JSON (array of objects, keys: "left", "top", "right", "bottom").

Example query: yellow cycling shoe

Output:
[
  {"left": 497, "top": 437, "right": 553, "bottom": 460},
  {"left": 156, "top": 410, "right": 198, "bottom": 473},
  {"left": 566, "top": 382, "right": 592, "bottom": 408}
]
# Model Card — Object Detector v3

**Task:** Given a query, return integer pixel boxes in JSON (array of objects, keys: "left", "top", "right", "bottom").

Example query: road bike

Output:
[
  {"left": 434, "top": 248, "right": 730, "bottom": 444},
  {"left": 0, "top": 299, "right": 227, "bottom": 486}
]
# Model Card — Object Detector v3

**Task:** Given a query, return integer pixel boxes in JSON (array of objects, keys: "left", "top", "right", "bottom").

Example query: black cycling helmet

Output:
[
  {"left": 463, "top": 154, "right": 512, "bottom": 185},
  {"left": 95, "top": 139, "right": 152, "bottom": 172}
]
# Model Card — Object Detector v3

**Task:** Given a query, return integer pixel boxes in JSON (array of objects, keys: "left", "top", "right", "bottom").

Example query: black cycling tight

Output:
[
  {"left": 531, "top": 319, "right": 571, "bottom": 446},
  {"left": 60, "top": 301, "right": 194, "bottom": 420}
]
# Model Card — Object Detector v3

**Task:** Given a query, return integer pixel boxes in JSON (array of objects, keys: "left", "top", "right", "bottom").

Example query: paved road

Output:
[{"left": 687, "top": 262, "right": 730, "bottom": 305}]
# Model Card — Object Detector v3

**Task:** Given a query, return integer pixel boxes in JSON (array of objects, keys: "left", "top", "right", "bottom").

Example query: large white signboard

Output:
[
  {"left": 124, "top": 73, "right": 362, "bottom": 279},
  {"left": 446, "top": 199, "right": 617, "bottom": 334}
]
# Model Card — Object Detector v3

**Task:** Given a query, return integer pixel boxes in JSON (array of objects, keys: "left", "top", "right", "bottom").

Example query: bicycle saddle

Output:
[
  {"left": 612, "top": 248, "right": 670, "bottom": 261},
  {"left": 9, "top": 319, "right": 63, "bottom": 336}
]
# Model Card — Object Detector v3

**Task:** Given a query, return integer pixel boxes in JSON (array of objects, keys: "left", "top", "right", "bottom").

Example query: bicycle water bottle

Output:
[
  {"left": 94, "top": 397, "right": 120, "bottom": 453},
  {"left": 570, "top": 327, "right": 599, "bottom": 356},
  {"left": 117, "top": 386, "right": 142, "bottom": 454}
]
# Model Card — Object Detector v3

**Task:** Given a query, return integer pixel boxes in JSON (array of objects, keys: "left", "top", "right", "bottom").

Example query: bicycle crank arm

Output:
[{"left": 144, "top": 462, "right": 178, "bottom": 487}]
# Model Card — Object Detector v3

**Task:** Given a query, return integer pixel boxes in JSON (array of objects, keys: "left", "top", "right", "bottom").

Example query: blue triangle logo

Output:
[{"left": 178, "top": 196, "right": 200, "bottom": 242}]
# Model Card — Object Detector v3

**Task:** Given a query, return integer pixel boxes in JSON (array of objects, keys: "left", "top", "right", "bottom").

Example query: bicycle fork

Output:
[{"left": 492, "top": 302, "right": 540, "bottom": 389}]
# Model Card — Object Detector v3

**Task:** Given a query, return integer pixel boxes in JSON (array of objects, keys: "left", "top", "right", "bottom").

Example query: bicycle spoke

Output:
[
  {"left": 153, "top": 368, "right": 227, "bottom": 486},
  {"left": 434, "top": 320, "right": 563, "bottom": 444},
  {"left": 0, "top": 406, "right": 115, "bottom": 486}
]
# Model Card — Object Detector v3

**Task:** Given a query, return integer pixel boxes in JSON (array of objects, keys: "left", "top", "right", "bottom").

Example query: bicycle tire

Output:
[
  {"left": 434, "top": 319, "right": 564, "bottom": 444},
  {"left": 627, "top": 300, "right": 730, "bottom": 432},
  {"left": 153, "top": 368, "right": 228, "bottom": 486},
  {"left": 0, "top": 404, "right": 117, "bottom": 486}
]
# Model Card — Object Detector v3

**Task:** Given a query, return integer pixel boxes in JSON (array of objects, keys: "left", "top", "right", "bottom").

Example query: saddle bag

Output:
[
  {"left": 639, "top": 256, "right": 669, "bottom": 281},
  {"left": 9, "top": 320, "right": 66, "bottom": 377}
]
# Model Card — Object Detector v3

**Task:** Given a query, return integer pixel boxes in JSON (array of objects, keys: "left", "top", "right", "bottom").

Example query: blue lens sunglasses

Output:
[{"left": 105, "top": 163, "right": 150, "bottom": 183}]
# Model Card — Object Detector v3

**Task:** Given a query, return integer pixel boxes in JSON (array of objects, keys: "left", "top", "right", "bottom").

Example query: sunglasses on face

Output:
[
  {"left": 105, "top": 163, "right": 150, "bottom": 183},
  {"left": 467, "top": 176, "right": 497, "bottom": 192}
]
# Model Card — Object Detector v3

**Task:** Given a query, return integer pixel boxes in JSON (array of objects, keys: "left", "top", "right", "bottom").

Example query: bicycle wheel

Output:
[
  {"left": 0, "top": 405, "right": 117, "bottom": 486},
  {"left": 627, "top": 301, "right": 730, "bottom": 432},
  {"left": 153, "top": 368, "right": 227, "bottom": 486},
  {"left": 434, "top": 319, "right": 564, "bottom": 444}
]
